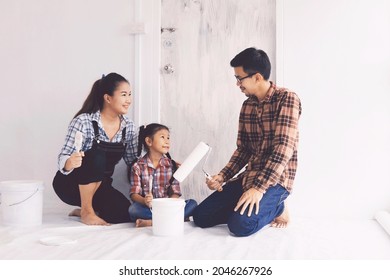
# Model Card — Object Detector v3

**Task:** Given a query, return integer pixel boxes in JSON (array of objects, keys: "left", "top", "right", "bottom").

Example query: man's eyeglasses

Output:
[{"left": 234, "top": 73, "right": 258, "bottom": 83}]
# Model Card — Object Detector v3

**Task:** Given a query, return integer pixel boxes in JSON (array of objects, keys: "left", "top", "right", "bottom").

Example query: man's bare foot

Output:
[
  {"left": 80, "top": 209, "right": 110, "bottom": 226},
  {"left": 68, "top": 208, "right": 81, "bottom": 217},
  {"left": 135, "top": 219, "right": 152, "bottom": 227},
  {"left": 271, "top": 206, "right": 289, "bottom": 228}
]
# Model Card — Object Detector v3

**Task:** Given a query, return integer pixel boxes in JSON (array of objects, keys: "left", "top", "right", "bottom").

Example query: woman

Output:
[{"left": 53, "top": 73, "right": 138, "bottom": 225}]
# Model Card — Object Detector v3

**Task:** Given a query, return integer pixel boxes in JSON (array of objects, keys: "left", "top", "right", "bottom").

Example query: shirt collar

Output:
[
  {"left": 248, "top": 81, "right": 276, "bottom": 105},
  {"left": 139, "top": 154, "right": 171, "bottom": 169},
  {"left": 263, "top": 81, "right": 276, "bottom": 103},
  {"left": 91, "top": 111, "right": 127, "bottom": 130},
  {"left": 91, "top": 111, "right": 101, "bottom": 123}
]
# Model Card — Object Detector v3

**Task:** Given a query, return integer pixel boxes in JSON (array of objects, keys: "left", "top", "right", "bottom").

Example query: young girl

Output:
[
  {"left": 53, "top": 73, "right": 138, "bottom": 226},
  {"left": 128, "top": 123, "right": 197, "bottom": 227}
]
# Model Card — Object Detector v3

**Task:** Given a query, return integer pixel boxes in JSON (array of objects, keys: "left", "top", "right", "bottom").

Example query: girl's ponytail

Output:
[{"left": 137, "top": 125, "right": 145, "bottom": 157}]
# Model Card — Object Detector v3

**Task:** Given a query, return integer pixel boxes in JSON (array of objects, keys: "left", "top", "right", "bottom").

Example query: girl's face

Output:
[
  {"left": 146, "top": 129, "right": 170, "bottom": 155},
  {"left": 104, "top": 82, "right": 132, "bottom": 115}
]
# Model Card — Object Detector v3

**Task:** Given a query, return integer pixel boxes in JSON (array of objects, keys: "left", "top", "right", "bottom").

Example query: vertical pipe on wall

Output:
[
  {"left": 132, "top": 0, "right": 161, "bottom": 126},
  {"left": 133, "top": 0, "right": 142, "bottom": 126},
  {"left": 276, "top": 0, "right": 284, "bottom": 86}
]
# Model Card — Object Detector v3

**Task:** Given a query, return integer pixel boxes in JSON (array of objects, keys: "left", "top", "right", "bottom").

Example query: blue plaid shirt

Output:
[{"left": 57, "top": 111, "right": 138, "bottom": 174}]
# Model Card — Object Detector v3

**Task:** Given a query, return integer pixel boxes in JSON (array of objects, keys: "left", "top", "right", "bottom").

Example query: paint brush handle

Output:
[
  {"left": 204, "top": 171, "right": 212, "bottom": 180},
  {"left": 149, "top": 177, "right": 153, "bottom": 195}
]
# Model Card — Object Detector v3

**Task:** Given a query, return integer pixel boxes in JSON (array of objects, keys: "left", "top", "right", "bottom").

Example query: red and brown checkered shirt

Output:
[
  {"left": 220, "top": 82, "right": 302, "bottom": 193},
  {"left": 129, "top": 154, "right": 181, "bottom": 198}
]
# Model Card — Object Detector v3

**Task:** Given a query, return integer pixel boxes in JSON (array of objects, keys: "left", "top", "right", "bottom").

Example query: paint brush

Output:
[
  {"left": 149, "top": 177, "right": 153, "bottom": 194},
  {"left": 201, "top": 145, "right": 213, "bottom": 180},
  {"left": 148, "top": 177, "right": 153, "bottom": 208},
  {"left": 74, "top": 131, "right": 83, "bottom": 152}
]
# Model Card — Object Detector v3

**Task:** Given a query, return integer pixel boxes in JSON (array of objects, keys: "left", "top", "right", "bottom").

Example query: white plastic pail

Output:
[
  {"left": 152, "top": 198, "right": 185, "bottom": 236},
  {"left": 0, "top": 180, "right": 44, "bottom": 226}
]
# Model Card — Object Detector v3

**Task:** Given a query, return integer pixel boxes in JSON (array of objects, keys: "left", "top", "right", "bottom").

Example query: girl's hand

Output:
[
  {"left": 206, "top": 174, "right": 224, "bottom": 192},
  {"left": 64, "top": 152, "right": 84, "bottom": 171},
  {"left": 144, "top": 193, "right": 153, "bottom": 208}
]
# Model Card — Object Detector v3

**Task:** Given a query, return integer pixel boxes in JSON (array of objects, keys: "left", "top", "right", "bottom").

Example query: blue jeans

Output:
[
  {"left": 128, "top": 199, "right": 198, "bottom": 222},
  {"left": 193, "top": 178, "right": 289, "bottom": 237}
]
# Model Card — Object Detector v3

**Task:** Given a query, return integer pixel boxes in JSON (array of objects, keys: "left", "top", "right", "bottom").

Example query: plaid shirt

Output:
[
  {"left": 57, "top": 111, "right": 138, "bottom": 174},
  {"left": 129, "top": 154, "right": 181, "bottom": 198},
  {"left": 220, "top": 82, "right": 301, "bottom": 193}
]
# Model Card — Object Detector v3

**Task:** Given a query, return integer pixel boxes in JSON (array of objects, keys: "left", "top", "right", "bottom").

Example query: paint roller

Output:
[{"left": 173, "top": 141, "right": 212, "bottom": 182}]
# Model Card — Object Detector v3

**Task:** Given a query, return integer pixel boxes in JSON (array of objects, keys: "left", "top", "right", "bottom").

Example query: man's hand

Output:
[
  {"left": 234, "top": 188, "right": 264, "bottom": 216},
  {"left": 206, "top": 174, "right": 224, "bottom": 192}
]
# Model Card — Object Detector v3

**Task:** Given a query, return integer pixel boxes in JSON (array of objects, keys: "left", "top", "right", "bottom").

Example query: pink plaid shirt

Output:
[{"left": 129, "top": 154, "right": 181, "bottom": 198}]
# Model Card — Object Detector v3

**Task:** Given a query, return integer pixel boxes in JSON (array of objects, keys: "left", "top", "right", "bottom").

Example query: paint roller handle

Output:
[
  {"left": 206, "top": 174, "right": 224, "bottom": 192},
  {"left": 203, "top": 171, "right": 213, "bottom": 180}
]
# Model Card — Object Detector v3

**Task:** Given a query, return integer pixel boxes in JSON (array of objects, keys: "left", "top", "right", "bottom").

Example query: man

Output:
[{"left": 193, "top": 47, "right": 302, "bottom": 237}]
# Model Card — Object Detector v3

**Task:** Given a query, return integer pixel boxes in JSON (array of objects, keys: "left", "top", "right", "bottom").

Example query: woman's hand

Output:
[
  {"left": 206, "top": 174, "right": 224, "bottom": 192},
  {"left": 64, "top": 152, "right": 84, "bottom": 171}
]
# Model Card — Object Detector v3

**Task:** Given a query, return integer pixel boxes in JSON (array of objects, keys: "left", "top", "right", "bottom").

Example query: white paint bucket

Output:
[
  {"left": 0, "top": 180, "right": 44, "bottom": 226},
  {"left": 152, "top": 198, "right": 185, "bottom": 236}
]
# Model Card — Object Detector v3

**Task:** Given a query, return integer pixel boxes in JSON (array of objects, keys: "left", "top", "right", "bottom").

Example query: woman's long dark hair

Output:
[{"left": 74, "top": 73, "right": 129, "bottom": 118}]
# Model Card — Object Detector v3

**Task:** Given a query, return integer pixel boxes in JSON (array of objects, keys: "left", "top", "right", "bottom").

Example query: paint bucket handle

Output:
[{"left": 4, "top": 188, "right": 39, "bottom": 207}]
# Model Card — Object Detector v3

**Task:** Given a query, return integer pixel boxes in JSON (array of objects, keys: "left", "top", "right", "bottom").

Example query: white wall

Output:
[
  {"left": 278, "top": 0, "right": 390, "bottom": 219},
  {"left": 160, "top": 0, "right": 276, "bottom": 204},
  {"left": 0, "top": 0, "right": 137, "bottom": 210}
]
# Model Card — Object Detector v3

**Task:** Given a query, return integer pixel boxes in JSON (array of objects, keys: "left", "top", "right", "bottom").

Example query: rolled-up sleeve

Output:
[
  {"left": 123, "top": 121, "right": 138, "bottom": 166},
  {"left": 129, "top": 163, "right": 143, "bottom": 197},
  {"left": 57, "top": 117, "right": 85, "bottom": 175}
]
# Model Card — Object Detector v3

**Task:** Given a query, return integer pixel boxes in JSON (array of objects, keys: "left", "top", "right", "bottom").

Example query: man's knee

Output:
[
  {"left": 227, "top": 212, "right": 267, "bottom": 237},
  {"left": 193, "top": 206, "right": 213, "bottom": 228}
]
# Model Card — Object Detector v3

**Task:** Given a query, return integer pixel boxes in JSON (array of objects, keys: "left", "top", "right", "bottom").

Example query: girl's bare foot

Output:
[
  {"left": 80, "top": 209, "right": 110, "bottom": 226},
  {"left": 135, "top": 219, "right": 152, "bottom": 227},
  {"left": 271, "top": 206, "right": 289, "bottom": 228}
]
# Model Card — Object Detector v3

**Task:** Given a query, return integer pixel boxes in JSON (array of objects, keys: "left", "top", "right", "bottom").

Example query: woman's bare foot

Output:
[
  {"left": 80, "top": 209, "right": 110, "bottom": 226},
  {"left": 271, "top": 206, "right": 289, "bottom": 228},
  {"left": 135, "top": 219, "right": 152, "bottom": 227},
  {"left": 68, "top": 208, "right": 81, "bottom": 217}
]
